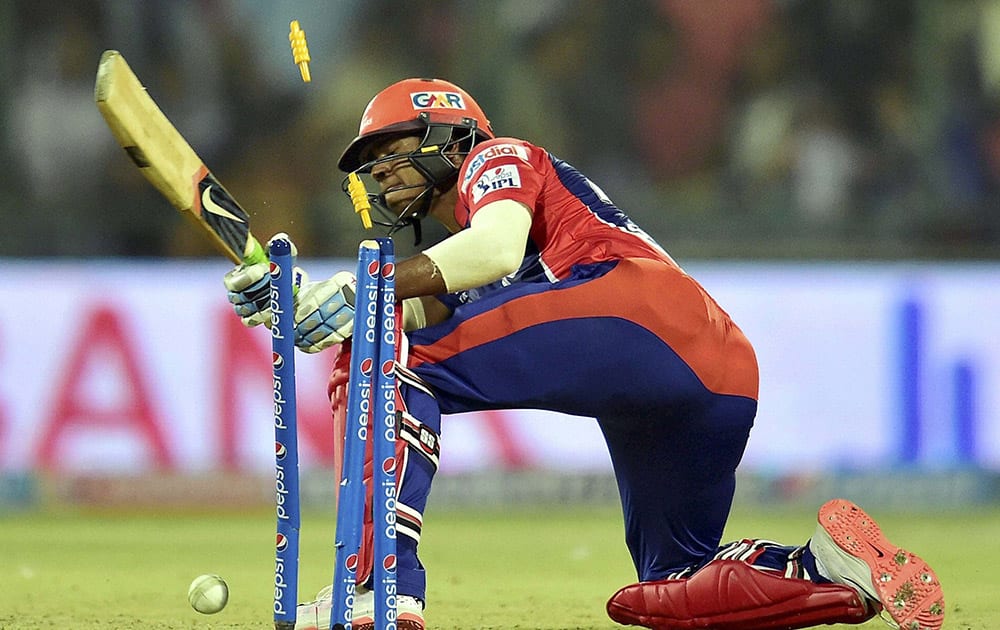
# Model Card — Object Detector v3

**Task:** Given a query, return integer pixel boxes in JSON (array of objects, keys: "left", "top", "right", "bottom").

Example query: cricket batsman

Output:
[{"left": 225, "top": 78, "right": 945, "bottom": 630}]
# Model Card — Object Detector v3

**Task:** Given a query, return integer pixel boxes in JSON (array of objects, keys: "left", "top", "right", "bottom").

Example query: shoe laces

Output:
[
  {"left": 313, "top": 584, "right": 334, "bottom": 603},
  {"left": 398, "top": 595, "right": 424, "bottom": 611},
  {"left": 308, "top": 585, "right": 421, "bottom": 615}
]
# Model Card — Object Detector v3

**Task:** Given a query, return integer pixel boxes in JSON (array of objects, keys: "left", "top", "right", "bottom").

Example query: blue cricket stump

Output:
[
  {"left": 331, "top": 238, "right": 397, "bottom": 630},
  {"left": 270, "top": 236, "right": 301, "bottom": 630},
  {"left": 372, "top": 237, "right": 398, "bottom": 630}
]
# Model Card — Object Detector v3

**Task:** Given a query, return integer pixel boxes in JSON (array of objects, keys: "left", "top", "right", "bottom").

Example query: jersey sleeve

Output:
[{"left": 455, "top": 138, "right": 545, "bottom": 227}]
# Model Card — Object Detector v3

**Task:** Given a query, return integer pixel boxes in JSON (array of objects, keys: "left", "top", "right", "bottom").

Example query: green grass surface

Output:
[{"left": 1, "top": 505, "right": 996, "bottom": 629}]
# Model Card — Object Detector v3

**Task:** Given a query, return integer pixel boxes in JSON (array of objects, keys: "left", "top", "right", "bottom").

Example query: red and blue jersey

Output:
[
  {"left": 423, "top": 137, "right": 759, "bottom": 403},
  {"left": 455, "top": 137, "right": 679, "bottom": 282}
]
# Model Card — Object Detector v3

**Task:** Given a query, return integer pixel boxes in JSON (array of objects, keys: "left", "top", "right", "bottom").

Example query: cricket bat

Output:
[{"left": 95, "top": 50, "right": 266, "bottom": 265}]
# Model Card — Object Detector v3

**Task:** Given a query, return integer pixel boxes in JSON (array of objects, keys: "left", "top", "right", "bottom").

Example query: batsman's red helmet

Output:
[{"left": 338, "top": 77, "right": 494, "bottom": 172}]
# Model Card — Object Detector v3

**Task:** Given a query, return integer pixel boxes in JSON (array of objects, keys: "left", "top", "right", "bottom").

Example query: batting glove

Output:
[
  {"left": 294, "top": 271, "right": 357, "bottom": 353},
  {"left": 223, "top": 233, "right": 306, "bottom": 327}
]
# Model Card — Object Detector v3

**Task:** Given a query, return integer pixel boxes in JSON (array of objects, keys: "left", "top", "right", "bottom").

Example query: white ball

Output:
[{"left": 188, "top": 574, "right": 229, "bottom": 614}]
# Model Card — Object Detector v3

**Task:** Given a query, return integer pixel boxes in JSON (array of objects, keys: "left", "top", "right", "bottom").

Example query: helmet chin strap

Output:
[
  {"left": 368, "top": 181, "right": 437, "bottom": 246},
  {"left": 389, "top": 187, "right": 433, "bottom": 246}
]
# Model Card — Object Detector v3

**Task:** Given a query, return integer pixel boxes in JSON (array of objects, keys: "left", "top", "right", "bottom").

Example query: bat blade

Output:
[{"left": 95, "top": 50, "right": 264, "bottom": 264}]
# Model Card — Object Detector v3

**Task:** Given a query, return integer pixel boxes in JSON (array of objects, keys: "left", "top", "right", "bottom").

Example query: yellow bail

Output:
[
  {"left": 288, "top": 21, "right": 311, "bottom": 83},
  {"left": 347, "top": 173, "right": 373, "bottom": 229}
]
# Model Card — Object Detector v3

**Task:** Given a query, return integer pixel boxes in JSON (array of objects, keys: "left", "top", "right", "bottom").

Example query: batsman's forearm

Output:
[
  {"left": 394, "top": 253, "right": 448, "bottom": 300},
  {"left": 402, "top": 296, "right": 452, "bottom": 330}
]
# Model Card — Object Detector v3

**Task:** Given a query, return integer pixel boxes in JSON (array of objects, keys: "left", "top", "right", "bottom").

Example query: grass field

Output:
[{"left": 2, "top": 504, "right": 996, "bottom": 629}]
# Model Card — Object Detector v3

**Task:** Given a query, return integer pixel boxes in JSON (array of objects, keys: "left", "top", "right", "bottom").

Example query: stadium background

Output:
[{"left": 1, "top": 1, "right": 999, "bottom": 515}]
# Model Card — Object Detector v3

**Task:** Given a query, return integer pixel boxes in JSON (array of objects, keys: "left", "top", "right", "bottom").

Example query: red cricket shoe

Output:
[
  {"left": 810, "top": 499, "right": 945, "bottom": 630},
  {"left": 606, "top": 559, "right": 870, "bottom": 630}
]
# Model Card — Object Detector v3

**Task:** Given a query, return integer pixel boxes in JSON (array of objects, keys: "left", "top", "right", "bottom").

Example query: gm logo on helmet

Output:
[
  {"left": 410, "top": 91, "right": 465, "bottom": 110},
  {"left": 275, "top": 441, "right": 287, "bottom": 460},
  {"left": 276, "top": 533, "right": 288, "bottom": 551}
]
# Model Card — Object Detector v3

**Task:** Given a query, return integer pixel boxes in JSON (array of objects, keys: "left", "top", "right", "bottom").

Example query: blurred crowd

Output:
[{"left": 1, "top": 0, "right": 999, "bottom": 260}]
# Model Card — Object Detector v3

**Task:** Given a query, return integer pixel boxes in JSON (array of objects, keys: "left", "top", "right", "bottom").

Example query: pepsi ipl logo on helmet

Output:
[{"left": 410, "top": 91, "right": 466, "bottom": 110}]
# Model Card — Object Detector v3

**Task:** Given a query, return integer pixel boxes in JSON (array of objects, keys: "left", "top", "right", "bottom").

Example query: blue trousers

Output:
[{"left": 395, "top": 259, "right": 759, "bottom": 598}]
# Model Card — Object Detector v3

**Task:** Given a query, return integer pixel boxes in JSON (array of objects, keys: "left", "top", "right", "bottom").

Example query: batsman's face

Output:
[{"left": 369, "top": 136, "right": 427, "bottom": 210}]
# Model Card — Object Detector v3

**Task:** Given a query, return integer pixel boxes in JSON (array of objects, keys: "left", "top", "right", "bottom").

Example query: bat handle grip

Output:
[{"left": 243, "top": 234, "right": 268, "bottom": 265}]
